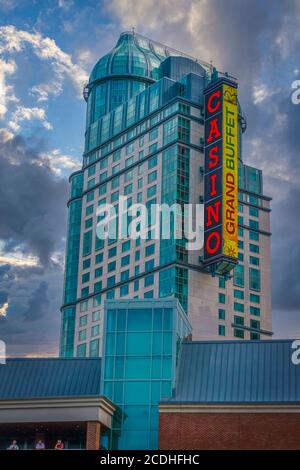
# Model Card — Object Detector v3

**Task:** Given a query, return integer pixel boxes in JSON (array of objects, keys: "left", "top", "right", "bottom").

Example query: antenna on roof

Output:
[{"left": 132, "top": 26, "right": 135, "bottom": 35}]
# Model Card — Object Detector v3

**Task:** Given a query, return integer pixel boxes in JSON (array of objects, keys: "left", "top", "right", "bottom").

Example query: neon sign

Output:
[{"left": 203, "top": 78, "right": 238, "bottom": 274}]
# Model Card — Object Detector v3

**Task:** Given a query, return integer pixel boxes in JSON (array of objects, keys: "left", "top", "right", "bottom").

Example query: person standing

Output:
[
  {"left": 35, "top": 440, "right": 45, "bottom": 450},
  {"left": 54, "top": 439, "right": 64, "bottom": 450},
  {"left": 7, "top": 440, "right": 19, "bottom": 450}
]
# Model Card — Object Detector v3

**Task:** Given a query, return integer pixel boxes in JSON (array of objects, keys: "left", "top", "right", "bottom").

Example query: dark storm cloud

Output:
[
  {"left": 0, "top": 263, "right": 63, "bottom": 355},
  {"left": 22, "top": 280, "right": 49, "bottom": 321},
  {"left": 0, "top": 135, "right": 69, "bottom": 355},
  {"left": 0, "top": 135, "right": 68, "bottom": 266}
]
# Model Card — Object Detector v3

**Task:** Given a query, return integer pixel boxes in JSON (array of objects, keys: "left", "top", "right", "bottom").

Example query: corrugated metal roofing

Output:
[
  {"left": 0, "top": 358, "right": 102, "bottom": 399},
  {"left": 167, "top": 340, "right": 300, "bottom": 404}
]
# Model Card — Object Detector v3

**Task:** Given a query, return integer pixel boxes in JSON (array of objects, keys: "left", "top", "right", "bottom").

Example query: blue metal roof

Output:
[
  {"left": 0, "top": 358, "right": 102, "bottom": 400},
  {"left": 167, "top": 340, "right": 300, "bottom": 404}
]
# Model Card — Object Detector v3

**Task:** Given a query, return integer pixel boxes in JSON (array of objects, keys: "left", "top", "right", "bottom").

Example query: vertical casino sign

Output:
[{"left": 203, "top": 79, "right": 239, "bottom": 274}]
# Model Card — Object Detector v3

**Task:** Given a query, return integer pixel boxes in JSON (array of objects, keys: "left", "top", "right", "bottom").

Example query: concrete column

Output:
[{"left": 86, "top": 421, "right": 101, "bottom": 450}]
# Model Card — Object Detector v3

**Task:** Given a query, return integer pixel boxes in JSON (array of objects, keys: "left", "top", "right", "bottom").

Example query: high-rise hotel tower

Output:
[{"left": 60, "top": 32, "right": 272, "bottom": 358}]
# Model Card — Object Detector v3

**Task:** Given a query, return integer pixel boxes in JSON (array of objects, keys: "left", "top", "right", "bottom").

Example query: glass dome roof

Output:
[{"left": 89, "top": 31, "right": 169, "bottom": 84}]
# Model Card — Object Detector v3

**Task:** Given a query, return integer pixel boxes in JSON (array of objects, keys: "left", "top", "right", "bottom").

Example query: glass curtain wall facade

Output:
[
  {"left": 101, "top": 298, "right": 191, "bottom": 450},
  {"left": 60, "top": 31, "right": 272, "bottom": 358}
]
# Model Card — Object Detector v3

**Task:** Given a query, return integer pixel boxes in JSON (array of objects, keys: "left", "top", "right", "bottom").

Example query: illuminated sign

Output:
[{"left": 203, "top": 78, "right": 238, "bottom": 274}]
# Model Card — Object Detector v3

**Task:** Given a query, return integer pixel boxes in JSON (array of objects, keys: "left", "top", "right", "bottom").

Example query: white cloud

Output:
[
  {"left": 0, "top": 255, "right": 38, "bottom": 267},
  {"left": 0, "top": 302, "right": 9, "bottom": 317},
  {"left": 30, "top": 81, "right": 63, "bottom": 102},
  {"left": 39, "top": 148, "right": 81, "bottom": 176},
  {"left": 252, "top": 84, "right": 274, "bottom": 104},
  {"left": 0, "top": 25, "right": 88, "bottom": 98},
  {"left": 0, "top": 128, "right": 14, "bottom": 143},
  {"left": 8, "top": 106, "right": 53, "bottom": 131},
  {"left": 58, "top": 0, "right": 74, "bottom": 10},
  {"left": 0, "top": 58, "right": 18, "bottom": 118}
]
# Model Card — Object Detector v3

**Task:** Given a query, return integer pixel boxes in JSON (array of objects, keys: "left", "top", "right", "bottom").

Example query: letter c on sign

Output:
[
  {"left": 205, "top": 231, "right": 221, "bottom": 255},
  {"left": 207, "top": 90, "right": 221, "bottom": 114}
]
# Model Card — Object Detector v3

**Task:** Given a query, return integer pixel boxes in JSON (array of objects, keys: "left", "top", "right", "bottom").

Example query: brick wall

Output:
[
  {"left": 86, "top": 421, "right": 101, "bottom": 450},
  {"left": 159, "top": 412, "right": 300, "bottom": 449}
]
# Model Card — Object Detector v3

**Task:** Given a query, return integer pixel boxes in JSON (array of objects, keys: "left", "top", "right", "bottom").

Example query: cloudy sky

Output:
[{"left": 0, "top": 0, "right": 299, "bottom": 356}]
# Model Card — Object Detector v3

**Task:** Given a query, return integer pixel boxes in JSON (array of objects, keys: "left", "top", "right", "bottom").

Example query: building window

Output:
[
  {"left": 83, "top": 259, "right": 91, "bottom": 270},
  {"left": 145, "top": 243, "right": 155, "bottom": 257},
  {"left": 95, "top": 253, "right": 103, "bottom": 264},
  {"left": 107, "top": 276, "right": 115, "bottom": 288},
  {"left": 86, "top": 191, "right": 94, "bottom": 202},
  {"left": 250, "top": 293, "right": 260, "bottom": 304},
  {"left": 218, "top": 293, "right": 226, "bottom": 304},
  {"left": 145, "top": 259, "right": 154, "bottom": 272},
  {"left": 121, "top": 270, "right": 129, "bottom": 282},
  {"left": 77, "top": 343, "right": 86, "bottom": 357},
  {"left": 108, "top": 261, "right": 116, "bottom": 272},
  {"left": 144, "top": 290, "right": 154, "bottom": 298},
  {"left": 234, "top": 329, "right": 244, "bottom": 339},
  {"left": 93, "top": 294, "right": 101, "bottom": 307},
  {"left": 144, "top": 274, "right": 154, "bottom": 287},
  {"left": 85, "top": 205, "right": 94, "bottom": 217},
  {"left": 148, "top": 170, "right": 157, "bottom": 184},
  {"left": 249, "top": 243, "right": 260, "bottom": 253},
  {"left": 234, "top": 289, "right": 244, "bottom": 300},
  {"left": 121, "top": 255, "right": 130, "bottom": 267},
  {"left": 250, "top": 319, "right": 260, "bottom": 330},
  {"left": 218, "top": 309, "right": 226, "bottom": 320},
  {"left": 148, "top": 155, "right": 157, "bottom": 169},
  {"left": 249, "top": 206, "right": 259, "bottom": 217},
  {"left": 78, "top": 329, "right": 87, "bottom": 341},
  {"left": 126, "top": 142, "right": 134, "bottom": 155},
  {"left": 250, "top": 306, "right": 261, "bottom": 316},
  {"left": 80, "top": 301, "right": 88, "bottom": 313},
  {"left": 94, "top": 267, "right": 102, "bottom": 278},
  {"left": 91, "top": 324, "right": 100, "bottom": 338},
  {"left": 89, "top": 339, "right": 99, "bottom": 357},
  {"left": 92, "top": 310, "right": 101, "bottom": 322},
  {"left": 99, "top": 171, "right": 107, "bottom": 183},
  {"left": 250, "top": 332, "right": 260, "bottom": 340},
  {"left": 249, "top": 268, "right": 261, "bottom": 291},
  {"left": 113, "top": 150, "right": 121, "bottom": 162},
  {"left": 124, "top": 183, "right": 133, "bottom": 195},
  {"left": 79, "top": 314, "right": 87, "bottom": 327},
  {"left": 81, "top": 287, "right": 89, "bottom": 297},
  {"left": 108, "top": 246, "right": 117, "bottom": 258},
  {"left": 122, "top": 240, "right": 131, "bottom": 252},
  {"left": 234, "top": 315, "right": 244, "bottom": 326},
  {"left": 149, "top": 127, "right": 158, "bottom": 141},
  {"left": 120, "top": 284, "right": 129, "bottom": 296},
  {"left": 219, "top": 277, "right": 226, "bottom": 289},
  {"left": 249, "top": 219, "right": 259, "bottom": 230},
  {"left": 147, "top": 185, "right": 156, "bottom": 198},
  {"left": 82, "top": 272, "right": 90, "bottom": 284},
  {"left": 94, "top": 281, "right": 102, "bottom": 293},
  {"left": 111, "top": 176, "right": 119, "bottom": 189},
  {"left": 249, "top": 255, "right": 259, "bottom": 266},
  {"left": 234, "top": 302, "right": 244, "bottom": 313},
  {"left": 218, "top": 325, "right": 226, "bottom": 336},
  {"left": 249, "top": 231, "right": 259, "bottom": 241},
  {"left": 238, "top": 240, "right": 244, "bottom": 249},
  {"left": 234, "top": 264, "right": 244, "bottom": 287},
  {"left": 99, "top": 184, "right": 106, "bottom": 196}
]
